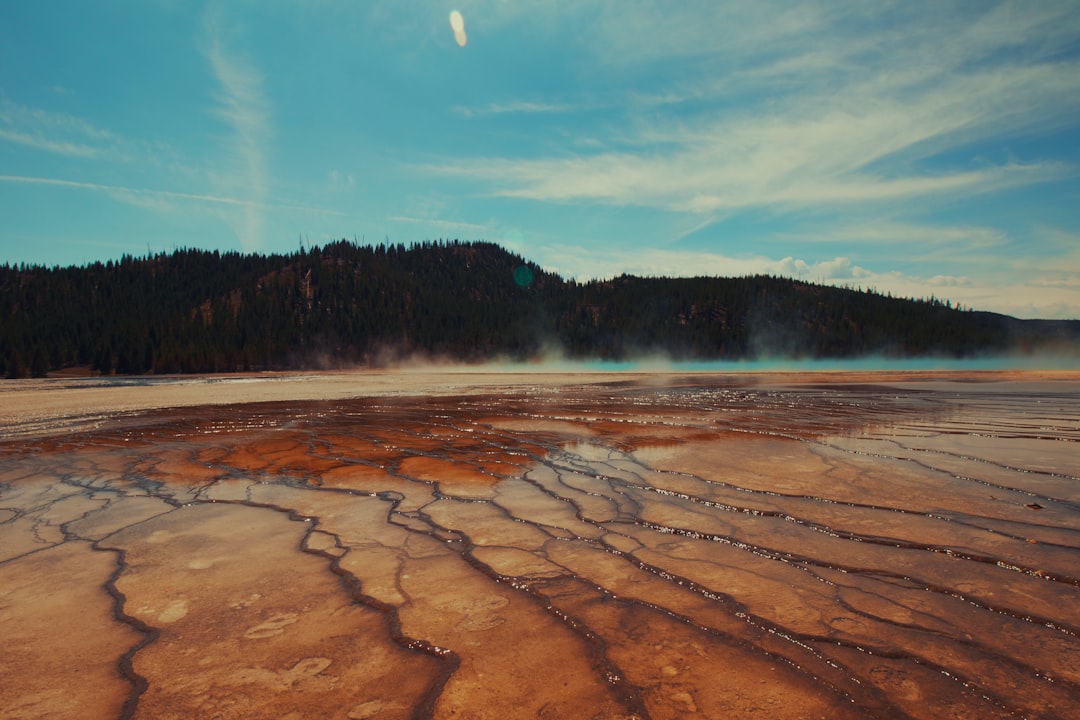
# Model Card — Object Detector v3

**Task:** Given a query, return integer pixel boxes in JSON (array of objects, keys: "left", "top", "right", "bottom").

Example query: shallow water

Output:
[{"left": 1, "top": 372, "right": 1078, "bottom": 719}]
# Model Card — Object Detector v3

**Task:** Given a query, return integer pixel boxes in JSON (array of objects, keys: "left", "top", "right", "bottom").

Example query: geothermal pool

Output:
[{"left": 1, "top": 371, "right": 1078, "bottom": 719}]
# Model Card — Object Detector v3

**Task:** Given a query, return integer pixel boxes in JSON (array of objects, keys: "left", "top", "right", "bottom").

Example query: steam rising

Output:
[{"left": 449, "top": 10, "right": 467, "bottom": 47}]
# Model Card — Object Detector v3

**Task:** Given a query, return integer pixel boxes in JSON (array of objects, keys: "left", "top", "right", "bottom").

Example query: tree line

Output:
[{"left": 2, "top": 239, "right": 1076, "bottom": 377}]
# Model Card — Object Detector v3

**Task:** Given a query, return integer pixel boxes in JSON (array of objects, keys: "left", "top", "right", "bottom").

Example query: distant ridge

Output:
[{"left": 2, "top": 240, "right": 1077, "bottom": 377}]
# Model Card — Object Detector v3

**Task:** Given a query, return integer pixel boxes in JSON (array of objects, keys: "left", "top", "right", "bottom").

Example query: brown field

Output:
[{"left": 1, "top": 370, "right": 1078, "bottom": 719}]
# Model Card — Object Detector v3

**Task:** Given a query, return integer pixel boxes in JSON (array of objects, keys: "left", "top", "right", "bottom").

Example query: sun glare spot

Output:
[
  {"left": 514, "top": 265, "right": 534, "bottom": 287},
  {"left": 449, "top": 10, "right": 468, "bottom": 47}
]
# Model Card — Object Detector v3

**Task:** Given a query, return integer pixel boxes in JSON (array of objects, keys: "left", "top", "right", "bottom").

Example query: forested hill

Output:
[{"left": 2, "top": 240, "right": 1077, "bottom": 377}]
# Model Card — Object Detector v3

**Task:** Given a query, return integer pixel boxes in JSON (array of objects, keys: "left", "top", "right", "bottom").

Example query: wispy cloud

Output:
[
  {"left": 422, "top": 1, "right": 1080, "bottom": 216},
  {"left": 201, "top": 7, "right": 271, "bottom": 250},
  {"left": 453, "top": 100, "right": 576, "bottom": 117},
  {"left": 430, "top": 83, "right": 1074, "bottom": 214},
  {"left": 0, "top": 101, "right": 118, "bottom": 158},
  {"left": 0, "top": 97, "right": 208, "bottom": 176},
  {"left": 428, "top": 155, "right": 1057, "bottom": 216},
  {"left": 820, "top": 222, "right": 1009, "bottom": 248},
  {"left": 389, "top": 215, "right": 489, "bottom": 234},
  {"left": 0, "top": 128, "right": 102, "bottom": 158},
  {"left": 0, "top": 175, "right": 340, "bottom": 216}
]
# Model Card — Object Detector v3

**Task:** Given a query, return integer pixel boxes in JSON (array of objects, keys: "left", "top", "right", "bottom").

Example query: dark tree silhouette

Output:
[{"left": 1, "top": 240, "right": 1076, "bottom": 376}]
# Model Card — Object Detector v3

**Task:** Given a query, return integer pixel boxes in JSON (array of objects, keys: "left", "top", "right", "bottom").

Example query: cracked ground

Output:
[{"left": 2, "top": 371, "right": 1078, "bottom": 719}]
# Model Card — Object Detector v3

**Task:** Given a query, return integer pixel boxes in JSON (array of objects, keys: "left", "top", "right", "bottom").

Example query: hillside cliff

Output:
[{"left": 2, "top": 240, "right": 1076, "bottom": 376}]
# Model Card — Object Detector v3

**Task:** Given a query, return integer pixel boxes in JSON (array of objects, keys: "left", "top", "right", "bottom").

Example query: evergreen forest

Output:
[{"left": 2, "top": 240, "right": 1077, "bottom": 378}]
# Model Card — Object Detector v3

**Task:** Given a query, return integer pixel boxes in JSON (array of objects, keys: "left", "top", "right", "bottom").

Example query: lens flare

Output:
[
  {"left": 449, "top": 10, "right": 465, "bottom": 33},
  {"left": 449, "top": 10, "right": 467, "bottom": 47},
  {"left": 513, "top": 265, "right": 534, "bottom": 287}
]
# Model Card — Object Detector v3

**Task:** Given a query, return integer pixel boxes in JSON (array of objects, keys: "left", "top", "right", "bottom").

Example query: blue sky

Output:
[{"left": 2, "top": 1, "right": 1079, "bottom": 319}]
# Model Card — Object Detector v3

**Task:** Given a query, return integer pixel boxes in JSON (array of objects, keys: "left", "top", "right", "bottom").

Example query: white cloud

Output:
[
  {"left": 771, "top": 256, "right": 869, "bottom": 281},
  {"left": 0, "top": 127, "right": 101, "bottom": 158},
  {"left": 419, "top": 1, "right": 1079, "bottom": 217},
  {"left": 0, "top": 175, "right": 339, "bottom": 216},
  {"left": 429, "top": 76, "right": 1075, "bottom": 213},
  {"left": 818, "top": 221, "right": 1009, "bottom": 250},
  {"left": 388, "top": 215, "right": 489, "bottom": 234},
  {"left": 0, "top": 101, "right": 119, "bottom": 158},
  {"left": 0, "top": 98, "right": 207, "bottom": 177},
  {"left": 770, "top": 219, "right": 1080, "bottom": 317},
  {"left": 201, "top": 8, "right": 272, "bottom": 251},
  {"left": 453, "top": 100, "right": 575, "bottom": 117},
  {"left": 526, "top": 241, "right": 1079, "bottom": 319},
  {"left": 532, "top": 245, "right": 872, "bottom": 283},
  {"left": 927, "top": 275, "right": 971, "bottom": 287}
]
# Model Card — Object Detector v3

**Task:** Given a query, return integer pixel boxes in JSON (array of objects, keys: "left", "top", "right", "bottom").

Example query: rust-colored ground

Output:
[{"left": 1, "top": 370, "right": 1078, "bottom": 719}]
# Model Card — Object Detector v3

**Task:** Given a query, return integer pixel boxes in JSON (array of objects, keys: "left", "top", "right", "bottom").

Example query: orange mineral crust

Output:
[{"left": 1, "top": 370, "right": 1078, "bottom": 719}]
